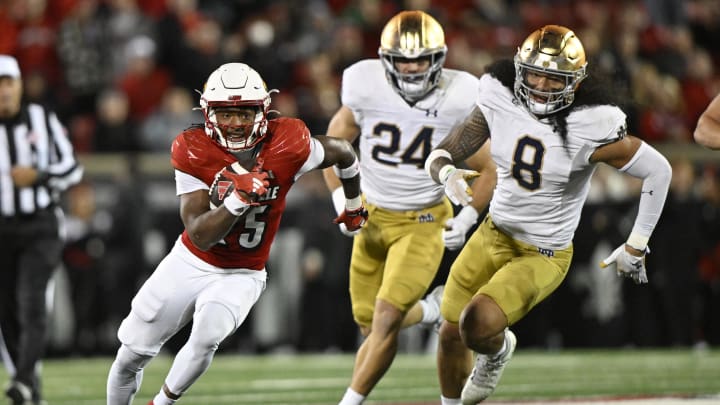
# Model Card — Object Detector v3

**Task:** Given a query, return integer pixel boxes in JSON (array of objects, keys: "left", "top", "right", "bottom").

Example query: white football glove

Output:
[
  {"left": 439, "top": 166, "right": 480, "bottom": 206},
  {"left": 443, "top": 205, "right": 479, "bottom": 250},
  {"left": 600, "top": 245, "right": 649, "bottom": 284},
  {"left": 331, "top": 187, "right": 362, "bottom": 237}
]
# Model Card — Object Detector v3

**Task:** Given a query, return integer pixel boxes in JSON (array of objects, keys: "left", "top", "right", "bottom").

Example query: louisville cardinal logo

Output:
[{"left": 216, "top": 180, "right": 234, "bottom": 200}]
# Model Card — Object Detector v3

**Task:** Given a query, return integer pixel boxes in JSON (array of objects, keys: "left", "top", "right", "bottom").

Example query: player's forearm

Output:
[
  {"left": 620, "top": 142, "right": 672, "bottom": 250},
  {"left": 694, "top": 115, "right": 720, "bottom": 150},
  {"left": 182, "top": 192, "right": 240, "bottom": 250},
  {"left": 186, "top": 209, "right": 239, "bottom": 251},
  {"left": 317, "top": 135, "right": 362, "bottom": 199},
  {"left": 427, "top": 107, "right": 490, "bottom": 183},
  {"left": 694, "top": 95, "right": 720, "bottom": 150},
  {"left": 467, "top": 167, "right": 495, "bottom": 213}
]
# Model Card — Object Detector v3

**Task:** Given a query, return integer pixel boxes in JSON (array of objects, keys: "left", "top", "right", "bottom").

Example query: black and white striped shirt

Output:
[{"left": 0, "top": 103, "right": 83, "bottom": 217}]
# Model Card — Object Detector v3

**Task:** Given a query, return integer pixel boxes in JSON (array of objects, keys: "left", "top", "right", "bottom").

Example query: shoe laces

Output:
[{"left": 470, "top": 350, "right": 506, "bottom": 385}]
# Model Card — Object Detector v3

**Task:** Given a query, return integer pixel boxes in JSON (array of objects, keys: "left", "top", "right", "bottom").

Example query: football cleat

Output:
[
  {"left": 461, "top": 329, "right": 516, "bottom": 404},
  {"left": 5, "top": 380, "right": 32, "bottom": 405}
]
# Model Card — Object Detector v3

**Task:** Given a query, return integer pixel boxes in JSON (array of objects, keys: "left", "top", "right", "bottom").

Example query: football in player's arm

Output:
[
  {"left": 694, "top": 93, "right": 720, "bottom": 150},
  {"left": 106, "top": 63, "right": 366, "bottom": 405},
  {"left": 424, "top": 25, "right": 672, "bottom": 405}
]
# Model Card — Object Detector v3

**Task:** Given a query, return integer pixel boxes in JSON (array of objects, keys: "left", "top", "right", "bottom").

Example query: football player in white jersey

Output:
[
  {"left": 322, "top": 10, "right": 494, "bottom": 405},
  {"left": 424, "top": 25, "right": 672, "bottom": 404},
  {"left": 694, "top": 93, "right": 720, "bottom": 150}
]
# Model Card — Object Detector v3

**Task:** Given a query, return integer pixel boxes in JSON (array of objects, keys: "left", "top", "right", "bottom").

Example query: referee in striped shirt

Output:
[{"left": 0, "top": 55, "right": 83, "bottom": 405}]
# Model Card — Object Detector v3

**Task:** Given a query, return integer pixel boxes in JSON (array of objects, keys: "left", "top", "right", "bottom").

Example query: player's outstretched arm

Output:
[
  {"left": 319, "top": 105, "right": 367, "bottom": 236},
  {"left": 592, "top": 135, "right": 672, "bottom": 283},
  {"left": 694, "top": 94, "right": 720, "bottom": 150}
]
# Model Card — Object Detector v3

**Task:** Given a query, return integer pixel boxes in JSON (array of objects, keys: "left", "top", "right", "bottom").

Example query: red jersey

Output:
[{"left": 170, "top": 117, "right": 312, "bottom": 270}]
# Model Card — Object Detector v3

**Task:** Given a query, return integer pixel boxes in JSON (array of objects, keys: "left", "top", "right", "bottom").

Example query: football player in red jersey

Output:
[{"left": 106, "top": 63, "right": 367, "bottom": 405}]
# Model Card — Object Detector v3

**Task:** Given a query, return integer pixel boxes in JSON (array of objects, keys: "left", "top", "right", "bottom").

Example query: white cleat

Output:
[
  {"left": 420, "top": 285, "right": 444, "bottom": 332},
  {"left": 461, "top": 329, "right": 517, "bottom": 404}
]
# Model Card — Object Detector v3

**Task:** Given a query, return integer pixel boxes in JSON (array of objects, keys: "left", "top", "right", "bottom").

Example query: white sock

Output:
[
  {"left": 441, "top": 395, "right": 462, "bottom": 405},
  {"left": 106, "top": 345, "right": 152, "bottom": 405},
  {"left": 492, "top": 331, "right": 508, "bottom": 359},
  {"left": 152, "top": 390, "right": 177, "bottom": 405},
  {"left": 338, "top": 387, "right": 366, "bottom": 405},
  {"left": 419, "top": 299, "right": 440, "bottom": 324}
]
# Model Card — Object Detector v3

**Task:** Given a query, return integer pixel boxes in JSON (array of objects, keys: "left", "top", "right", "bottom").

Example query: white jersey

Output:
[
  {"left": 478, "top": 74, "right": 627, "bottom": 250},
  {"left": 342, "top": 59, "right": 479, "bottom": 211}
]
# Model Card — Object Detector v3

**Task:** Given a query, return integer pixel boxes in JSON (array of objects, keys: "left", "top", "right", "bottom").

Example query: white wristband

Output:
[
  {"left": 333, "top": 158, "right": 360, "bottom": 179},
  {"left": 223, "top": 192, "right": 250, "bottom": 216},
  {"left": 626, "top": 233, "right": 649, "bottom": 251},
  {"left": 345, "top": 195, "right": 362, "bottom": 210},
  {"left": 438, "top": 164, "right": 456, "bottom": 185},
  {"left": 332, "top": 187, "right": 362, "bottom": 212},
  {"left": 331, "top": 187, "right": 345, "bottom": 215},
  {"left": 425, "top": 149, "right": 452, "bottom": 172}
]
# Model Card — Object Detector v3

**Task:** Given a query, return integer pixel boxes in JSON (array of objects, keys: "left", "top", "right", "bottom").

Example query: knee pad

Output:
[
  {"left": 115, "top": 345, "right": 153, "bottom": 372},
  {"left": 189, "top": 301, "right": 236, "bottom": 352}
]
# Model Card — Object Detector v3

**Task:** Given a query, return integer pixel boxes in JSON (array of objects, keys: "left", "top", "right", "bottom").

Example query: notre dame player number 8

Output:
[{"left": 511, "top": 135, "right": 545, "bottom": 190}]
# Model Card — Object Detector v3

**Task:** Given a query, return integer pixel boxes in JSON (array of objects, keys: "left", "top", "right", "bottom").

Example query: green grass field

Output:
[{"left": 3, "top": 349, "right": 719, "bottom": 404}]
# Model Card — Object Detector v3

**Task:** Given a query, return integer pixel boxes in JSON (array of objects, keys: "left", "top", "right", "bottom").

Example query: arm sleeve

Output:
[{"left": 619, "top": 141, "right": 672, "bottom": 242}]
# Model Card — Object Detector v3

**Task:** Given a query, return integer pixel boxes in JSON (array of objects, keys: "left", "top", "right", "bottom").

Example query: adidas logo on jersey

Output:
[{"left": 418, "top": 213, "right": 435, "bottom": 223}]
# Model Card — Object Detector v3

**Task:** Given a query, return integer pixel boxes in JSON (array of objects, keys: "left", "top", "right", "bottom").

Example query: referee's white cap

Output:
[{"left": 0, "top": 55, "right": 20, "bottom": 79}]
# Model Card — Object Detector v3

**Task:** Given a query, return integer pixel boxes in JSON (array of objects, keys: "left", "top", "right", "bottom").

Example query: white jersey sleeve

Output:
[
  {"left": 341, "top": 59, "right": 479, "bottom": 211},
  {"left": 478, "top": 74, "right": 627, "bottom": 250}
]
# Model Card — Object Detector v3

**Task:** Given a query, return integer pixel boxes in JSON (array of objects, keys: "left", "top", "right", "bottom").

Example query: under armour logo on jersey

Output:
[
  {"left": 425, "top": 109, "right": 438, "bottom": 117},
  {"left": 418, "top": 213, "right": 435, "bottom": 223}
]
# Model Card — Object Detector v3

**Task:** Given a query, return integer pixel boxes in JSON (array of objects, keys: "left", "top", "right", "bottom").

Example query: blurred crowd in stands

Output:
[
  {"left": 2, "top": 0, "right": 719, "bottom": 149},
  {"left": 3, "top": 0, "right": 720, "bottom": 355}
]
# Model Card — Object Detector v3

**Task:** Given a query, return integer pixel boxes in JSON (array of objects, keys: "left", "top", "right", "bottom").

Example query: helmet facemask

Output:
[
  {"left": 513, "top": 25, "right": 587, "bottom": 116},
  {"left": 200, "top": 63, "right": 273, "bottom": 152},
  {"left": 379, "top": 51, "right": 446, "bottom": 102},
  {"left": 204, "top": 104, "right": 267, "bottom": 151},
  {"left": 378, "top": 11, "right": 447, "bottom": 103}
]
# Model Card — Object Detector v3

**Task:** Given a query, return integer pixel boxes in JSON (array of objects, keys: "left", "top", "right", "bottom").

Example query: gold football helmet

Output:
[
  {"left": 378, "top": 10, "right": 447, "bottom": 102},
  {"left": 514, "top": 25, "right": 587, "bottom": 115}
]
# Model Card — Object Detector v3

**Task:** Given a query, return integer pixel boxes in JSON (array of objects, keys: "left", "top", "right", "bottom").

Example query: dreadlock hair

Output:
[{"left": 485, "top": 59, "right": 629, "bottom": 149}]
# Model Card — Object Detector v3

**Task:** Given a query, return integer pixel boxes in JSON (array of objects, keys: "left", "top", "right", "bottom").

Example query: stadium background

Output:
[{"left": 1, "top": 0, "right": 719, "bottom": 359}]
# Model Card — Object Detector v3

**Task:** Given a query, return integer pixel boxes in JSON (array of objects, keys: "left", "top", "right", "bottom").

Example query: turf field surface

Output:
[{"left": 2, "top": 348, "right": 718, "bottom": 404}]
